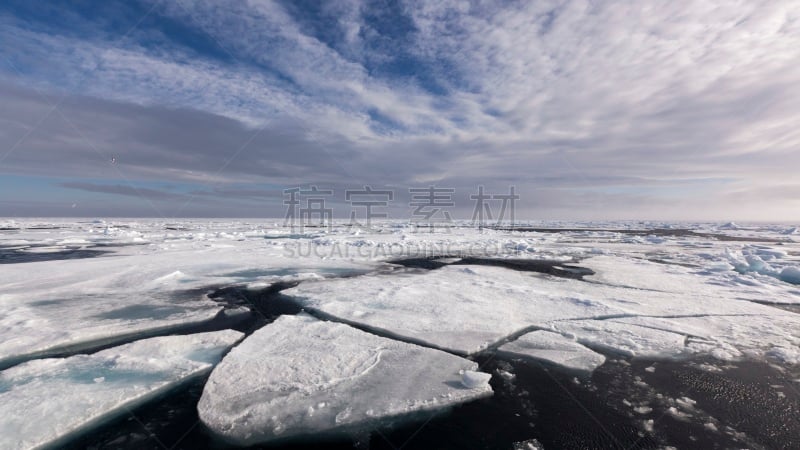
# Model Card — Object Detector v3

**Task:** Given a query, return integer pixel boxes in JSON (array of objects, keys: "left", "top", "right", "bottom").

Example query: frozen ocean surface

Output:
[
  {"left": 0, "top": 330, "right": 242, "bottom": 450},
  {"left": 283, "top": 263, "right": 627, "bottom": 355},
  {"left": 0, "top": 219, "right": 798, "bottom": 448}
]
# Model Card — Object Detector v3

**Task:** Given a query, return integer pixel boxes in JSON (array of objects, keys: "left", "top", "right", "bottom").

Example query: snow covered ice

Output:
[
  {"left": 0, "top": 330, "right": 242, "bottom": 450},
  {"left": 551, "top": 319, "right": 689, "bottom": 359},
  {"left": 283, "top": 264, "right": 626, "bottom": 355},
  {"left": 198, "top": 314, "right": 492, "bottom": 446},
  {"left": 497, "top": 330, "right": 606, "bottom": 373},
  {"left": 285, "top": 253, "right": 800, "bottom": 363},
  {"left": 460, "top": 370, "right": 493, "bottom": 388},
  {"left": 1, "top": 219, "right": 799, "bottom": 448},
  {"left": 0, "top": 291, "right": 227, "bottom": 370},
  {"left": 0, "top": 223, "right": 373, "bottom": 369}
]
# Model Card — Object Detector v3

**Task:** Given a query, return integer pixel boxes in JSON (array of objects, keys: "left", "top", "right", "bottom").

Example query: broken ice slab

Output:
[
  {"left": 198, "top": 315, "right": 492, "bottom": 446},
  {"left": 286, "top": 255, "right": 800, "bottom": 364},
  {"left": 0, "top": 292, "right": 226, "bottom": 370},
  {"left": 0, "top": 330, "right": 243, "bottom": 450},
  {"left": 497, "top": 330, "right": 606, "bottom": 373},
  {"left": 552, "top": 319, "right": 687, "bottom": 359},
  {"left": 283, "top": 264, "right": 625, "bottom": 355}
]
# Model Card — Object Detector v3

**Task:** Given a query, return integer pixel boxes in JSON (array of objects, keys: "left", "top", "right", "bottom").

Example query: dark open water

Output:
[{"left": 67, "top": 344, "right": 800, "bottom": 449}]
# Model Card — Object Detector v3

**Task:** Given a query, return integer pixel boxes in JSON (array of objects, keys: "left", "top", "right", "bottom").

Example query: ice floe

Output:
[
  {"left": 284, "top": 264, "right": 626, "bottom": 355},
  {"left": 0, "top": 231, "right": 374, "bottom": 369},
  {"left": 198, "top": 315, "right": 492, "bottom": 446},
  {"left": 461, "top": 369, "right": 493, "bottom": 388},
  {"left": 497, "top": 330, "right": 606, "bottom": 373},
  {"left": 0, "top": 292, "right": 227, "bottom": 370},
  {"left": 552, "top": 319, "right": 688, "bottom": 359},
  {"left": 513, "top": 438, "right": 545, "bottom": 449},
  {"left": 0, "top": 330, "right": 242, "bottom": 450},
  {"left": 287, "top": 254, "right": 800, "bottom": 363}
]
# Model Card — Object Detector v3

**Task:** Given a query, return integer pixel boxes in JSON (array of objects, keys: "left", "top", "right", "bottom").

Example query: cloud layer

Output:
[{"left": 1, "top": 0, "right": 799, "bottom": 219}]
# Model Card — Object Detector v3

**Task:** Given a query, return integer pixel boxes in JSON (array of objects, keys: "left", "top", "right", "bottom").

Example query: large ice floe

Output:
[
  {"left": 0, "top": 330, "right": 242, "bottom": 450},
  {"left": 285, "top": 255, "right": 800, "bottom": 365},
  {"left": 284, "top": 264, "right": 626, "bottom": 355},
  {"left": 198, "top": 314, "right": 493, "bottom": 446}
]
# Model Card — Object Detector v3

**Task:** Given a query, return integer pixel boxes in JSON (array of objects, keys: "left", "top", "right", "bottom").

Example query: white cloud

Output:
[{"left": 2, "top": 0, "right": 800, "bottom": 219}]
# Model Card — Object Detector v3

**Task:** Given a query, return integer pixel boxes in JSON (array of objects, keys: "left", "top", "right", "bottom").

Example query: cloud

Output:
[
  {"left": 59, "top": 181, "right": 187, "bottom": 201},
  {"left": 0, "top": 82, "right": 356, "bottom": 183},
  {"left": 1, "top": 0, "right": 799, "bottom": 220}
]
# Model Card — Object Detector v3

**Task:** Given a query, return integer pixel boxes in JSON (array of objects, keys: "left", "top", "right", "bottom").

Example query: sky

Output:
[{"left": 1, "top": 0, "right": 799, "bottom": 221}]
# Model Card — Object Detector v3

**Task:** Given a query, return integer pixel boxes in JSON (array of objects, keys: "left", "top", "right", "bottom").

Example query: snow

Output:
[
  {"left": 284, "top": 264, "right": 626, "bottom": 355},
  {"left": 766, "top": 346, "right": 800, "bottom": 365},
  {"left": 497, "top": 330, "right": 606, "bottom": 373},
  {"left": 0, "top": 223, "right": 375, "bottom": 369},
  {"left": 286, "top": 253, "right": 800, "bottom": 362},
  {"left": 0, "top": 330, "right": 243, "bottom": 450},
  {"left": 553, "top": 319, "right": 688, "bottom": 359},
  {"left": 460, "top": 370, "right": 492, "bottom": 388},
  {"left": 198, "top": 315, "right": 492, "bottom": 446},
  {"left": 1, "top": 218, "right": 800, "bottom": 446},
  {"left": 0, "top": 292, "right": 226, "bottom": 370},
  {"left": 607, "top": 314, "right": 800, "bottom": 362}
]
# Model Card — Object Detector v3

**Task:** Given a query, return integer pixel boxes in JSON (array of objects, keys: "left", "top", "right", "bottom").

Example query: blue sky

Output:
[{"left": 1, "top": 0, "right": 799, "bottom": 220}]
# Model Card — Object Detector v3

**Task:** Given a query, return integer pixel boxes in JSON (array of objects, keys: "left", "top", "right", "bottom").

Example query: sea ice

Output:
[
  {"left": 608, "top": 314, "right": 800, "bottom": 362},
  {"left": 0, "top": 237, "right": 373, "bottom": 369},
  {"left": 0, "top": 330, "right": 243, "bottom": 450},
  {"left": 283, "top": 264, "right": 625, "bottom": 355},
  {"left": 581, "top": 255, "right": 718, "bottom": 296},
  {"left": 285, "top": 254, "right": 800, "bottom": 361},
  {"left": 779, "top": 267, "right": 800, "bottom": 285},
  {"left": 198, "top": 315, "right": 492, "bottom": 446},
  {"left": 0, "top": 292, "right": 227, "bottom": 369},
  {"left": 725, "top": 248, "right": 800, "bottom": 286},
  {"left": 461, "top": 370, "right": 492, "bottom": 388},
  {"left": 513, "top": 438, "right": 545, "bottom": 449},
  {"left": 552, "top": 319, "right": 688, "bottom": 358},
  {"left": 497, "top": 330, "right": 606, "bottom": 373}
]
